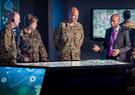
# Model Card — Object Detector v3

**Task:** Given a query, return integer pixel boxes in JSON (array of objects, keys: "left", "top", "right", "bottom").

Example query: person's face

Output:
[
  {"left": 111, "top": 16, "right": 120, "bottom": 28},
  {"left": 30, "top": 21, "right": 37, "bottom": 30},
  {"left": 70, "top": 11, "right": 79, "bottom": 22},
  {"left": 14, "top": 13, "right": 20, "bottom": 27}
]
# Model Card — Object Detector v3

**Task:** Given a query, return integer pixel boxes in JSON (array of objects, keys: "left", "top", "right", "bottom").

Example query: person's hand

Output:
[
  {"left": 131, "top": 51, "right": 135, "bottom": 59},
  {"left": 92, "top": 45, "right": 100, "bottom": 52},
  {"left": 23, "top": 57, "right": 30, "bottom": 62},
  {"left": 112, "top": 49, "right": 120, "bottom": 57}
]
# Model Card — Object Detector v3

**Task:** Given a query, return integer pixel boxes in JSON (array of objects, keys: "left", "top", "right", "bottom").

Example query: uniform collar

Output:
[
  {"left": 6, "top": 24, "right": 13, "bottom": 31},
  {"left": 24, "top": 28, "right": 37, "bottom": 36}
]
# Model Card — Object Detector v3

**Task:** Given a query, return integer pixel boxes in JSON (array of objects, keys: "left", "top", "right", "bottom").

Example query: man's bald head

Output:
[
  {"left": 111, "top": 13, "right": 120, "bottom": 21},
  {"left": 69, "top": 7, "right": 79, "bottom": 22},
  {"left": 71, "top": 7, "right": 79, "bottom": 15},
  {"left": 7, "top": 11, "right": 20, "bottom": 29},
  {"left": 110, "top": 13, "right": 120, "bottom": 28}
]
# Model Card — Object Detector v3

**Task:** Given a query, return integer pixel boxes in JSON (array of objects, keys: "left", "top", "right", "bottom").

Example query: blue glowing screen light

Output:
[
  {"left": 0, "top": 66, "right": 46, "bottom": 95},
  {"left": 0, "top": 0, "right": 19, "bottom": 32}
]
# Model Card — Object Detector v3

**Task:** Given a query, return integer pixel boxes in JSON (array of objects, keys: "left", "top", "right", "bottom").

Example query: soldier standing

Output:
[
  {"left": 0, "top": 11, "right": 20, "bottom": 64},
  {"left": 17, "top": 14, "right": 48, "bottom": 62},
  {"left": 54, "top": 7, "right": 84, "bottom": 61},
  {"left": 120, "top": 10, "right": 135, "bottom": 62}
]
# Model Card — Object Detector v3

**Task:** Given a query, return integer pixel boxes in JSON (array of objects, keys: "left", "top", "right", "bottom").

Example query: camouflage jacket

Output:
[
  {"left": 54, "top": 21, "right": 84, "bottom": 60},
  {"left": 121, "top": 21, "right": 135, "bottom": 29},
  {"left": 0, "top": 25, "right": 17, "bottom": 64},
  {"left": 120, "top": 21, "right": 135, "bottom": 62},
  {"left": 17, "top": 28, "right": 48, "bottom": 62}
]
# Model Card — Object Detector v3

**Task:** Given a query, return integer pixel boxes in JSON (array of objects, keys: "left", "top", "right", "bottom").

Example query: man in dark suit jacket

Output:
[{"left": 93, "top": 13, "right": 131, "bottom": 62}]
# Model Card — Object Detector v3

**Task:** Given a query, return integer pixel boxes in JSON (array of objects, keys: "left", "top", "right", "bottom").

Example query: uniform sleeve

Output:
[
  {"left": 4, "top": 31, "right": 17, "bottom": 59},
  {"left": 38, "top": 33, "right": 48, "bottom": 61},
  {"left": 16, "top": 31, "right": 24, "bottom": 62},
  {"left": 74, "top": 24, "right": 84, "bottom": 48},
  {"left": 53, "top": 24, "right": 62, "bottom": 51}
]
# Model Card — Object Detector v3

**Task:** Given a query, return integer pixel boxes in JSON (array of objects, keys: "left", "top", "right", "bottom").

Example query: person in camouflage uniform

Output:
[
  {"left": 120, "top": 10, "right": 135, "bottom": 62},
  {"left": 54, "top": 7, "right": 84, "bottom": 61},
  {"left": 0, "top": 11, "right": 20, "bottom": 64},
  {"left": 124, "top": 22, "right": 135, "bottom": 62},
  {"left": 17, "top": 14, "right": 48, "bottom": 62}
]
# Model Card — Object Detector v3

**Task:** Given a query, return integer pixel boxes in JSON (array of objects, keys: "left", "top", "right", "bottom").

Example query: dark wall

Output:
[
  {"left": 19, "top": 0, "right": 34, "bottom": 28},
  {"left": 48, "top": 0, "right": 68, "bottom": 61},
  {"left": 52, "top": 0, "right": 67, "bottom": 30},
  {"left": 34, "top": 0, "right": 48, "bottom": 53}
]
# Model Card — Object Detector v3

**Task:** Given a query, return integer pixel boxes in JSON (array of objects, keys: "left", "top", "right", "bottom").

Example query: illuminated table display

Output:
[
  {"left": 17, "top": 59, "right": 127, "bottom": 67},
  {"left": 0, "top": 66, "right": 46, "bottom": 95},
  {"left": 17, "top": 60, "right": 133, "bottom": 95}
]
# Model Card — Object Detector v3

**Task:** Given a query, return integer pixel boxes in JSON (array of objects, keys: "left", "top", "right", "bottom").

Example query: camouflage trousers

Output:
[{"left": 59, "top": 52, "right": 80, "bottom": 61}]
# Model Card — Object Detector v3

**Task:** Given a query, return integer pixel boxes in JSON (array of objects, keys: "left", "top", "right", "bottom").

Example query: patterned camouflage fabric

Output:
[
  {"left": 54, "top": 21, "right": 84, "bottom": 61},
  {"left": 17, "top": 28, "right": 48, "bottom": 62},
  {"left": 0, "top": 25, "right": 17, "bottom": 64},
  {"left": 130, "top": 48, "right": 135, "bottom": 62}
]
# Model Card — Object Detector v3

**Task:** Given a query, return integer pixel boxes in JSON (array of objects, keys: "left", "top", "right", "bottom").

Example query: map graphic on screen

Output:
[
  {"left": 93, "top": 9, "right": 135, "bottom": 38},
  {"left": 0, "top": 66, "right": 46, "bottom": 95}
]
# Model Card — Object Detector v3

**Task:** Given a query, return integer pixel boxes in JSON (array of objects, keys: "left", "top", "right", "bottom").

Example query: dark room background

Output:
[
  {"left": 2, "top": 0, "right": 135, "bottom": 61},
  {"left": 48, "top": 0, "right": 135, "bottom": 61}
]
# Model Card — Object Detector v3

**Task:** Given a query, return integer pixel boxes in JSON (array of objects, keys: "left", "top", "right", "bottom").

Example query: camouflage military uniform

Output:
[
  {"left": 0, "top": 25, "right": 17, "bottom": 64},
  {"left": 121, "top": 21, "right": 135, "bottom": 62},
  {"left": 17, "top": 28, "right": 48, "bottom": 62},
  {"left": 54, "top": 21, "right": 84, "bottom": 61}
]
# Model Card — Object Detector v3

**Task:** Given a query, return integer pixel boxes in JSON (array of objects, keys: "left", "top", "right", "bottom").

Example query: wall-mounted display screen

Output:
[{"left": 92, "top": 9, "right": 135, "bottom": 39}]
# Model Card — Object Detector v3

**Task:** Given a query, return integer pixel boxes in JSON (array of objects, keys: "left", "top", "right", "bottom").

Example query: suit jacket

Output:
[{"left": 102, "top": 26, "right": 131, "bottom": 61}]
